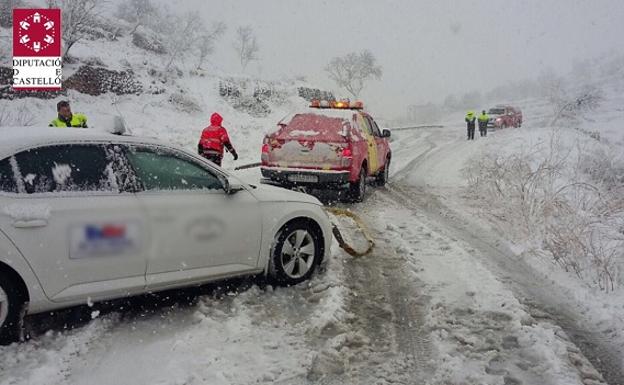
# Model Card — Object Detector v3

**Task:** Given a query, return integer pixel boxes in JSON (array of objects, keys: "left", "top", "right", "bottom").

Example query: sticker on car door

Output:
[
  {"left": 357, "top": 114, "right": 379, "bottom": 172},
  {"left": 69, "top": 222, "right": 142, "bottom": 259}
]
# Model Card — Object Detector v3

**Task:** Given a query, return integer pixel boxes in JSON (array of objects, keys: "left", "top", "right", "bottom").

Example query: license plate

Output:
[{"left": 287, "top": 174, "right": 318, "bottom": 183}]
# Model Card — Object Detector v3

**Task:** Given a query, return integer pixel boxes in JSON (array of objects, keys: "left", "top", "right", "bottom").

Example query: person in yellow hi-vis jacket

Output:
[
  {"left": 49, "top": 100, "right": 88, "bottom": 128},
  {"left": 465, "top": 111, "right": 476, "bottom": 140},
  {"left": 478, "top": 110, "right": 489, "bottom": 137}
]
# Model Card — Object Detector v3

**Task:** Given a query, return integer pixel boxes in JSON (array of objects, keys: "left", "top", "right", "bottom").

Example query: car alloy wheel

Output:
[
  {"left": 0, "top": 271, "right": 25, "bottom": 345},
  {"left": 0, "top": 287, "right": 8, "bottom": 329},
  {"left": 279, "top": 229, "right": 316, "bottom": 279}
]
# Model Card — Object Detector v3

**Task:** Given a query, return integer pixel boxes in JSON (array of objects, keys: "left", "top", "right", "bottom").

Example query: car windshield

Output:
[{"left": 488, "top": 108, "right": 505, "bottom": 115}]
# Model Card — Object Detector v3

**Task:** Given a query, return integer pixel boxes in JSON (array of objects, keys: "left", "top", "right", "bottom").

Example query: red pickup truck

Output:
[
  {"left": 260, "top": 100, "right": 391, "bottom": 201},
  {"left": 487, "top": 105, "right": 523, "bottom": 129}
]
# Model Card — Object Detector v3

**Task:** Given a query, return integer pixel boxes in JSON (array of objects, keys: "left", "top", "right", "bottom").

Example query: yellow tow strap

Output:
[{"left": 324, "top": 207, "right": 375, "bottom": 257}]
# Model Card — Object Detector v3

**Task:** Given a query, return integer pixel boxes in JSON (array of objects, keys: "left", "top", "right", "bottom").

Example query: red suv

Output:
[
  {"left": 487, "top": 105, "right": 523, "bottom": 129},
  {"left": 260, "top": 100, "right": 391, "bottom": 201}
]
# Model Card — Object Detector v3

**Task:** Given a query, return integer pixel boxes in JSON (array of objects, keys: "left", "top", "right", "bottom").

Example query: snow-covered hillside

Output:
[{"left": 0, "top": 16, "right": 324, "bottom": 175}]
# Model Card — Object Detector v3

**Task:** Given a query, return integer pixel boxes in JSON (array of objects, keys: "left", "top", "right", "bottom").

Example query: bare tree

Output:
[
  {"left": 116, "top": 0, "right": 157, "bottom": 35},
  {"left": 161, "top": 12, "right": 204, "bottom": 71},
  {"left": 47, "top": 0, "right": 101, "bottom": 60},
  {"left": 233, "top": 26, "right": 259, "bottom": 72},
  {"left": 325, "top": 50, "right": 382, "bottom": 99},
  {"left": 549, "top": 85, "right": 603, "bottom": 125},
  {"left": 196, "top": 21, "right": 226, "bottom": 70}
]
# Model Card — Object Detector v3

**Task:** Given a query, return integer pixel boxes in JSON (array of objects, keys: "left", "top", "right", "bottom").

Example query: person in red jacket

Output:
[{"left": 198, "top": 112, "right": 238, "bottom": 166}]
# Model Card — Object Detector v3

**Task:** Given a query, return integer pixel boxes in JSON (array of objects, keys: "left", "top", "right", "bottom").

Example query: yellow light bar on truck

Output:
[
  {"left": 309, "top": 99, "right": 364, "bottom": 110},
  {"left": 351, "top": 101, "right": 364, "bottom": 109}
]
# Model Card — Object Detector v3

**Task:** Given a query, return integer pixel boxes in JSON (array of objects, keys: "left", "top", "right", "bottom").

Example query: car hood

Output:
[{"left": 248, "top": 183, "right": 322, "bottom": 205}]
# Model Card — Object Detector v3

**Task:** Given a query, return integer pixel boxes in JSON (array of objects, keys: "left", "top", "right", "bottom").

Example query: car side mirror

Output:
[
  {"left": 382, "top": 129, "right": 391, "bottom": 138},
  {"left": 220, "top": 176, "right": 244, "bottom": 195},
  {"left": 226, "top": 182, "right": 245, "bottom": 195}
]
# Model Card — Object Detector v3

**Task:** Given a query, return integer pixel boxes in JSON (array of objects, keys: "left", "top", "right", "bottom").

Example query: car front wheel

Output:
[
  {"left": 0, "top": 271, "right": 25, "bottom": 345},
  {"left": 269, "top": 220, "right": 321, "bottom": 285}
]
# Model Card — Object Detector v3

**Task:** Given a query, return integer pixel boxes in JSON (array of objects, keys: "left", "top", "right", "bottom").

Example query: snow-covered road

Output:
[
  {"left": 377, "top": 122, "right": 621, "bottom": 384},
  {"left": 1, "top": 122, "right": 621, "bottom": 385}
]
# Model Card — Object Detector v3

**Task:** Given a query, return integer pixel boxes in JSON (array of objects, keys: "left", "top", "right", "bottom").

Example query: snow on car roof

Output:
[
  {"left": 0, "top": 126, "right": 165, "bottom": 159},
  {"left": 304, "top": 107, "right": 361, "bottom": 119},
  {"left": 279, "top": 107, "right": 360, "bottom": 125}
]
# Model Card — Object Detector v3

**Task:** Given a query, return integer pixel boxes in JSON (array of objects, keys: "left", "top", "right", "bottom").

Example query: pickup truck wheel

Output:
[
  {"left": 376, "top": 157, "right": 390, "bottom": 186},
  {"left": 269, "top": 221, "right": 321, "bottom": 286},
  {"left": 0, "top": 271, "right": 25, "bottom": 345},
  {"left": 348, "top": 166, "right": 367, "bottom": 202}
]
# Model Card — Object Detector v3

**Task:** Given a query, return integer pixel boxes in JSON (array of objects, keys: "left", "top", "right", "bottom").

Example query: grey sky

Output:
[{"left": 187, "top": 0, "right": 623, "bottom": 117}]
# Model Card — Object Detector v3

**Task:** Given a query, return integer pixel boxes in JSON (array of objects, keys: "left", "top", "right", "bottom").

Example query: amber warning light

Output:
[{"left": 310, "top": 99, "right": 364, "bottom": 110}]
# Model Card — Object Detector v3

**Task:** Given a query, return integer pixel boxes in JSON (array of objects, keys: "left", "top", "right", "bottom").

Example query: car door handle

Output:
[{"left": 12, "top": 219, "right": 48, "bottom": 228}]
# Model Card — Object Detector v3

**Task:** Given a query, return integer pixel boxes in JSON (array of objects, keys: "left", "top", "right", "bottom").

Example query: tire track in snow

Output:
[
  {"left": 302, "top": 207, "right": 434, "bottom": 385},
  {"left": 344, "top": 218, "right": 434, "bottom": 383},
  {"left": 366, "top": 190, "right": 590, "bottom": 385},
  {"left": 384, "top": 182, "right": 621, "bottom": 385}
]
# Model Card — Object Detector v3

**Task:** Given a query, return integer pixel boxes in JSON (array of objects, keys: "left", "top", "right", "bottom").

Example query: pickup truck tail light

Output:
[
  {"left": 340, "top": 146, "right": 353, "bottom": 167},
  {"left": 261, "top": 142, "right": 270, "bottom": 164}
]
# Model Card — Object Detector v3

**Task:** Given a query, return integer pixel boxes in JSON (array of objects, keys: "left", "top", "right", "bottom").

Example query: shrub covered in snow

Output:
[
  {"left": 168, "top": 92, "right": 202, "bottom": 113},
  {"left": 230, "top": 96, "right": 271, "bottom": 117},
  {"left": 218, "top": 78, "right": 292, "bottom": 117},
  {"left": 297, "top": 87, "right": 335, "bottom": 102},
  {"left": 132, "top": 29, "right": 167, "bottom": 55},
  {"left": 467, "top": 129, "right": 624, "bottom": 291},
  {"left": 64, "top": 65, "right": 143, "bottom": 96},
  {"left": 219, "top": 81, "right": 242, "bottom": 98}
]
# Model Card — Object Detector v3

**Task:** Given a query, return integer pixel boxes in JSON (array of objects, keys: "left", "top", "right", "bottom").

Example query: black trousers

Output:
[
  {"left": 467, "top": 127, "right": 475, "bottom": 140},
  {"left": 202, "top": 153, "right": 223, "bottom": 166},
  {"left": 479, "top": 126, "right": 487, "bottom": 137}
]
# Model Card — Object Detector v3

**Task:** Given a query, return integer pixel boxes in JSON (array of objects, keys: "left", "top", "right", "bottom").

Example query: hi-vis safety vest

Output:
[
  {"left": 478, "top": 113, "right": 489, "bottom": 122},
  {"left": 49, "top": 113, "right": 88, "bottom": 128}
]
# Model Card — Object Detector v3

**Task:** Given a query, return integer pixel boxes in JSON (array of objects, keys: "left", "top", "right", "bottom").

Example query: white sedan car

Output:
[{"left": 0, "top": 128, "right": 332, "bottom": 344}]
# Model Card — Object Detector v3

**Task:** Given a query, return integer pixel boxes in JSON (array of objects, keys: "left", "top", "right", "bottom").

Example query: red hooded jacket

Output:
[{"left": 199, "top": 113, "right": 234, "bottom": 155}]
